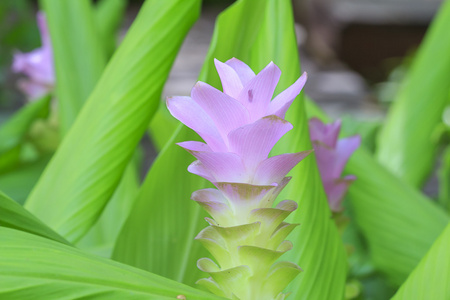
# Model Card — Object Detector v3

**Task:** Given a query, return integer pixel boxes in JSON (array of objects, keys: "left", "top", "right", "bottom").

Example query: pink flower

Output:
[
  {"left": 167, "top": 58, "right": 310, "bottom": 298},
  {"left": 309, "top": 118, "right": 360, "bottom": 212},
  {"left": 12, "top": 12, "right": 54, "bottom": 100}
]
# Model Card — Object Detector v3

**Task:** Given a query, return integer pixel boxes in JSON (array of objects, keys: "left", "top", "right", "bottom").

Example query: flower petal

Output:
[
  {"left": 324, "top": 175, "right": 356, "bottom": 212},
  {"left": 309, "top": 118, "right": 341, "bottom": 148},
  {"left": 166, "top": 96, "right": 226, "bottom": 151},
  {"left": 267, "top": 72, "right": 307, "bottom": 118},
  {"left": 184, "top": 150, "right": 247, "bottom": 183},
  {"left": 237, "top": 62, "right": 281, "bottom": 121},
  {"left": 332, "top": 135, "right": 361, "bottom": 179},
  {"left": 225, "top": 58, "right": 255, "bottom": 86},
  {"left": 214, "top": 59, "right": 244, "bottom": 99},
  {"left": 228, "top": 115, "right": 293, "bottom": 172},
  {"left": 191, "top": 81, "right": 250, "bottom": 142},
  {"left": 254, "top": 151, "right": 312, "bottom": 185}
]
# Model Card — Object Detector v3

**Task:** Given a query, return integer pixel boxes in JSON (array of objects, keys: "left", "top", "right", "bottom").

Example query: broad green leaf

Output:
[
  {"left": 94, "top": 0, "right": 127, "bottom": 58},
  {"left": 0, "top": 154, "right": 50, "bottom": 205},
  {"left": 115, "top": 0, "right": 347, "bottom": 297},
  {"left": 0, "top": 191, "right": 69, "bottom": 245},
  {"left": 0, "top": 227, "right": 224, "bottom": 300},
  {"left": 0, "top": 95, "right": 50, "bottom": 172},
  {"left": 25, "top": 0, "right": 200, "bottom": 243},
  {"left": 376, "top": 0, "right": 450, "bottom": 187},
  {"left": 253, "top": 2, "right": 347, "bottom": 299},
  {"left": 148, "top": 102, "right": 179, "bottom": 152},
  {"left": 392, "top": 222, "right": 450, "bottom": 300},
  {"left": 306, "top": 100, "right": 449, "bottom": 285},
  {"left": 438, "top": 145, "right": 450, "bottom": 213},
  {"left": 41, "top": 0, "right": 107, "bottom": 134},
  {"left": 77, "top": 159, "right": 140, "bottom": 258}
]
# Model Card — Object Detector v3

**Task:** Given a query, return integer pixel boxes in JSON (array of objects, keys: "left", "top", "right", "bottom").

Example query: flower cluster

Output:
[
  {"left": 309, "top": 118, "right": 360, "bottom": 212},
  {"left": 12, "top": 12, "right": 54, "bottom": 100},
  {"left": 168, "top": 58, "right": 309, "bottom": 299}
]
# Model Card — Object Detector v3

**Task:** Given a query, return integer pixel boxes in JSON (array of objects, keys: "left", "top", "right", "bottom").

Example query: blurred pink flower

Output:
[
  {"left": 309, "top": 118, "right": 360, "bottom": 212},
  {"left": 12, "top": 12, "right": 54, "bottom": 100}
]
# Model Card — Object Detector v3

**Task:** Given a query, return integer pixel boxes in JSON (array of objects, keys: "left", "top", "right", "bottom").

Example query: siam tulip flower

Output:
[
  {"left": 167, "top": 58, "right": 310, "bottom": 300},
  {"left": 12, "top": 12, "right": 54, "bottom": 100},
  {"left": 309, "top": 118, "right": 361, "bottom": 212}
]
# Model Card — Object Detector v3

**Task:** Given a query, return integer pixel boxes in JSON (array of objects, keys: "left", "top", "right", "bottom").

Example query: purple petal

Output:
[
  {"left": 36, "top": 12, "right": 51, "bottom": 49},
  {"left": 166, "top": 96, "right": 227, "bottom": 152},
  {"left": 228, "top": 115, "right": 293, "bottom": 172},
  {"left": 254, "top": 151, "right": 312, "bottom": 185},
  {"left": 184, "top": 150, "right": 247, "bottom": 183},
  {"left": 214, "top": 59, "right": 244, "bottom": 99},
  {"left": 187, "top": 160, "right": 214, "bottom": 182},
  {"left": 267, "top": 72, "right": 307, "bottom": 118},
  {"left": 225, "top": 58, "right": 255, "bottom": 86},
  {"left": 324, "top": 175, "right": 356, "bottom": 212},
  {"left": 332, "top": 136, "right": 361, "bottom": 178},
  {"left": 191, "top": 82, "right": 250, "bottom": 142},
  {"left": 237, "top": 62, "right": 281, "bottom": 121},
  {"left": 309, "top": 118, "right": 341, "bottom": 148},
  {"left": 177, "top": 141, "right": 211, "bottom": 152}
]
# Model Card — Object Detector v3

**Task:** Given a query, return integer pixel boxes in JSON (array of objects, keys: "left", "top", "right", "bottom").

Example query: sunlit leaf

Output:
[
  {"left": 0, "top": 95, "right": 50, "bottom": 172},
  {"left": 94, "top": 0, "right": 127, "bottom": 58},
  {"left": 41, "top": 0, "right": 107, "bottom": 134},
  {"left": 392, "top": 222, "right": 450, "bottom": 300},
  {"left": 25, "top": 0, "right": 200, "bottom": 243},
  {"left": 376, "top": 0, "right": 450, "bottom": 187},
  {"left": 0, "top": 227, "right": 225, "bottom": 300},
  {"left": 0, "top": 191, "right": 69, "bottom": 245}
]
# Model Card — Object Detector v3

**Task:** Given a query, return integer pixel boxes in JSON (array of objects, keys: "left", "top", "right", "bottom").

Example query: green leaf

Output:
[
  {"left": 0, "top": 154, "right": 50, "bottom": 205},
  {"left": 77, "top": 160, "right": 140, "bottom": 258},
  {"left": 25, "top": 0, "right": 200, "bottom": 243},
  {"left": 438, "top": 145, "right": 450, "bottom": 213},
  {"left": 94, "top": 0, "right": 127, "bottom": 58},
  {"left": 41, "top": 0, "right": 107, "bottom": 134},
  {"left": 0, "top": 191, "right": 69, "bottom": 245},
  {"left": 306, "top": 100, "right": 449, "bottom": 285},
  {"left": 0, "top": 96, "right": 50, "bottom": 172},
  {"left": 0, "top": 227, "right": 225, "bottom": 300},
  {"left": 115, "top": 0, "right": 347, "bottom": 298},
  {"left": 392, "top": 222, "right": 450, "bottom": 300},
  {"left": 375, "top": 0, "right": 450, "bottom": 187}
]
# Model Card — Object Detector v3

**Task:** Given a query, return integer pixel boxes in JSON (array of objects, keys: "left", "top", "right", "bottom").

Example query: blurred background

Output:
[{"left": 0, "top": 0, "right": 443, "bottom": 121}]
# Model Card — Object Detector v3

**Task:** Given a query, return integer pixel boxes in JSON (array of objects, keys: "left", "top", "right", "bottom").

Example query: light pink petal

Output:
[
  {"left": 253, "top": 151, "right": 312, "bottom": 185},
  {"left": 225, "top": 58, "right": 255, "bottom": 86},
  {"left": 267, "top": 72, "right": 307, "bottom": 118},
  {"left": 177, "top": 141, "right": 211, "bottom": 152},
  {"left": 36, "top": 12, "right": 51, "bottom": 49},
  {"left": 332, "top": 135, "right": 361, "bottom": 178},
  {"left": 237, "top": 62, "right": 281, "bottom": 121},
  {"left": 191, "top": 82, "right": 250, "bottom": 142},
  {"left": 309, "top": 118, "right": 341, "bottom": 148},
  {"left": 214, "top": 59, "right": 244, "bottom": 99},
  {"left": 324, "top": 175, "right": 356, "bottom": 212},
  {"left": 166, "top": 96, "right": 227, "bottom": 152},
  {"left": 191, "top": 188, "right": 233, "bottom": 225},
  {"left": 228, "top": 116, "right": 293, "bottom": 172},
  {"left": 185, "top": 150, "right": 247, "bottom": 183},
  {"left": 188, "top": 160, "right": 214, "bottom": 182}
]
